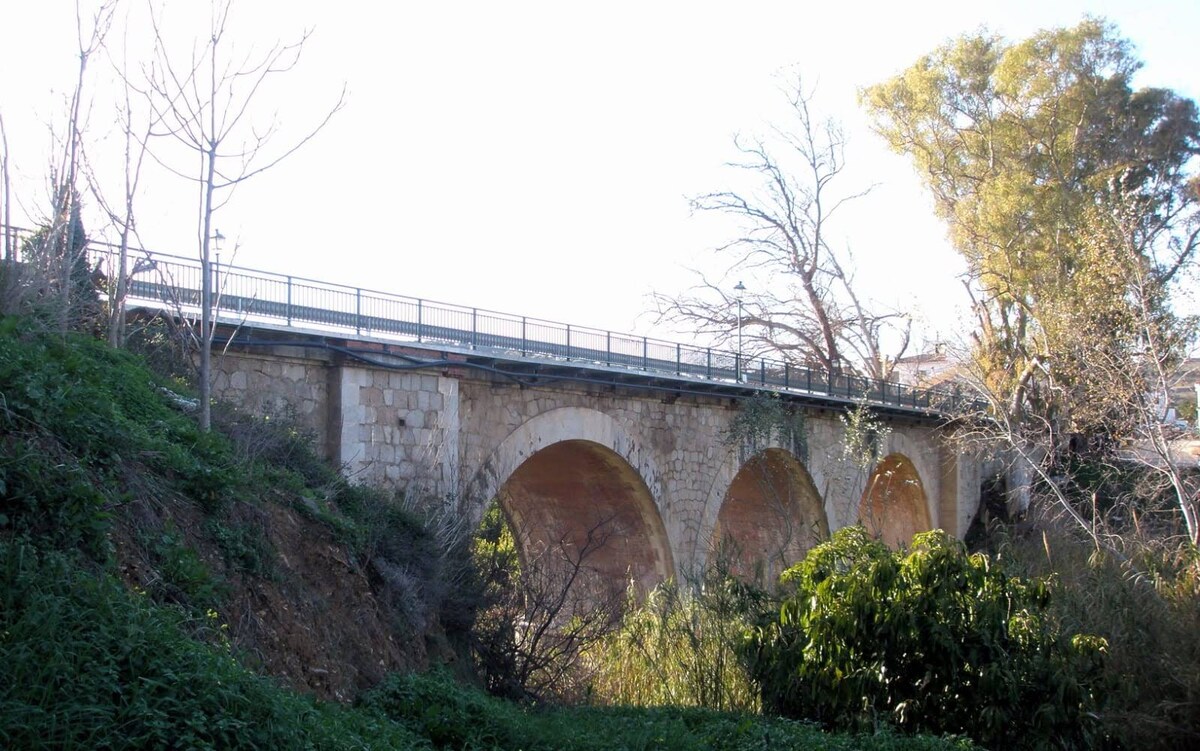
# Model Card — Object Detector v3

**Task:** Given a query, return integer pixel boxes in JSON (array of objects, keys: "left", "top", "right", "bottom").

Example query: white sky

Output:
[{"left": 3, "top": 1, "right": 1198, "bottom": 351}]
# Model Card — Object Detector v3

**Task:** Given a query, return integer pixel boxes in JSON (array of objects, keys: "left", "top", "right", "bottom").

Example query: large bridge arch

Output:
[
  {"left": 468, "top": 407, "right": 674, "bottom": 591},
  {"left": 859, "top": 451, "right": 933, "bottom": 548},
  {"left": 711, "top": 448, "right": 829, "bottom": 584},
  {"left": 696, "top": 443, "right": 828, "bottom": 581}
]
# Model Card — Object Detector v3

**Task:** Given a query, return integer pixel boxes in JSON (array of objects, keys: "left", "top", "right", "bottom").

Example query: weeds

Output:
[
  {"left": 991, "top": 503, "right": 1200, "bottom": 749},
  {"left": 587, "top": 562, "right": 766, "bottom": 713}
]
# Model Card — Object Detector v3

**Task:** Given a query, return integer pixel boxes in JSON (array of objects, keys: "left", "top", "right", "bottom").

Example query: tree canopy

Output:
[{"left": 862, "top": 18, "right": 1200, "bottom": 432}]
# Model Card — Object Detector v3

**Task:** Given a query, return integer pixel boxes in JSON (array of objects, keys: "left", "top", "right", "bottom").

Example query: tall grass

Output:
[
  {"left": 587, "top": 567, "right": 765, "bottom": 712},
  {"left": 992, "top": 505, "right": 1200, "bottom": 749}
]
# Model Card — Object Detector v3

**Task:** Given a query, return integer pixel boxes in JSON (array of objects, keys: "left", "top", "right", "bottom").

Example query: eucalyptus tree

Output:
[
  {"left": 863, "top": 18, "right": 1198, "bottom": 427},
  {"left": 863, "top": 18, "right": 1200, "bottom": 541}
]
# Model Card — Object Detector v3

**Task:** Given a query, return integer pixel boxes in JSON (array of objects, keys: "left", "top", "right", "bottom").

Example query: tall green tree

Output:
[{"left": 863, "top": 18, "right": 1199, "bottom": 435}]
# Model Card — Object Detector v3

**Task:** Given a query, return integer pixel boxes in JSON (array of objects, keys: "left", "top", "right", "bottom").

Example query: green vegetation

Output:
[
  {"left": 588, "top": 564, "right": 765, "bottom": 713},
  {"left": 989, "top": 513, "right": 1200, "bottom": 749},
  {"left": 363, "top": 669, "right": 974, "bottom": 751},
  {"left": 746, "top": 528, "right": 1106, "bottom": 749},
  {"left": 0, "top": 322, "right": 975, "bottom": 749},
  {"left": 0, "top": 540, "right": 426, "bottom": 750}
]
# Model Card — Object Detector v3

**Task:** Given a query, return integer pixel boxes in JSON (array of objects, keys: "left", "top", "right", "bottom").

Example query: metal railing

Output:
[{"left": 3, "top": 225, "right": 973, "bottom": 415}]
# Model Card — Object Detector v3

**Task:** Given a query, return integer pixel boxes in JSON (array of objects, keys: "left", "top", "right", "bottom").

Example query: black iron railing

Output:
[{"left": 2, "top": 225, "right": 972, "bottom": 415}]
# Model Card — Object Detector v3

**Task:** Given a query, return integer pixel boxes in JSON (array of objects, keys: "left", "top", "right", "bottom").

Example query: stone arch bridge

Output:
[
  {"left": 211, "top": 329, "right": 981, "bottom": 589},
  {"left": 51, "top": 229, "right": 983, "bottom": 589}
]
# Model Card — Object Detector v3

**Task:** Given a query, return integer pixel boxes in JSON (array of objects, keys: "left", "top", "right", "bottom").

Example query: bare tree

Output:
[
  {"left": 655, "top": 79, "right": 910, "bottom": 382},
  {"left": 1, "top": 114, "right": 10, "bottom": 258},
  {"left": 1069, "top": 190, "right": 1199, "bottom": 546},
  {"left": 20, "top": 1, "right": 116, "bottom": 331},
  {"left": 83, "top": 6, "right": 161, "bottom": 347},
  {"left": 1, "top": 111, "right": 15, "bottom": 306},
  {"left": 139, "top": 0, "right": 345, "bottom": 430},
  {"left": 472, "top": 507, "right": 626, "bottom": 703}
]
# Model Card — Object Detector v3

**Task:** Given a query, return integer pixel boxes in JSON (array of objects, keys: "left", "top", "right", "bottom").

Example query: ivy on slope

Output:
[{"left": 0, "top": 318, "right": 234, "bottom": 557}]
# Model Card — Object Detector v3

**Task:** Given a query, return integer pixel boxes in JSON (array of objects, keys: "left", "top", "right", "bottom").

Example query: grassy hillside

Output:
[{"left": 0, "top": 319, "right": 973, "bottom": 750}]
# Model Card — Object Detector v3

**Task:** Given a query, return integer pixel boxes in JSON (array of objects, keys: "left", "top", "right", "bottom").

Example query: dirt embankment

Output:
[{"left": 111, "top": 493, "right": 428, "bottom": 703}]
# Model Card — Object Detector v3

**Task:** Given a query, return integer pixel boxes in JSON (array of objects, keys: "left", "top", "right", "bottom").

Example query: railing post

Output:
[
  {"left": 676, "top": 343, "right": 681, "bottom": 375},
  {"left": 286, "top": 276, "right": 293, "bottom": 326},
  {"left": 355, "top": 288, "right": 362, "bottom": 335},
  {"left": 784, "top": 363, "right": 790, "bottom": 389},
  {"left": 642, "top": 337, "right": 648, "bottom": 370},
  {"left": 472, "top": 308, "right": 478, "bottom": 349},
  {"left": 606, "top": 331, "right": 611, "bottom": 364},
  {"left": 806, "top": 368, "right": 811, "bottom": 392},
  {"left": 706, "top": 348, "right": 712, "bottom": 379},
  {"left": 522, "top": 317, "right": 527, "bottom": 356},
  {"left": 417, "top": 299, "right": 423, "bottom": 342},
  {"left": 759, "top": 359, "right": 765, "bottom": 385},
  {"left": 566, "top": 324, "right": 571, "bottom": 360}
]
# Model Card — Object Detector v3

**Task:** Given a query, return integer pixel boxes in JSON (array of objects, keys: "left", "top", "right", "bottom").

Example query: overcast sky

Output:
[{"left": 3, "top": 1, "right": 1198, "bottom": 351}]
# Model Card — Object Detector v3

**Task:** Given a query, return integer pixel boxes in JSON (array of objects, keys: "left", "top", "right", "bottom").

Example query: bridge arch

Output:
[
  {"left": 711, "top": 448, "right": 829, "bottom": 585},
  {"left": 859, "top": 451, "right": 932, "bottom": 548},
  {"left": 468, "top": 407, "right": 674, "bottom": 592}
]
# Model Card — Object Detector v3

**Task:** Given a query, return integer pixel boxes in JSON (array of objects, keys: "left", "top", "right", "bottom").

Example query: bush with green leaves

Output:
[{"left": 746, "top": 527, "right": 1107, "bottom": 749}]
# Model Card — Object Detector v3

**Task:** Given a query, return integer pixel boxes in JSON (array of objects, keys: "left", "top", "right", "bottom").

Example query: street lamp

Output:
[
  {"left": 211, "top": 229, "right": 225, "bottom": 301},
  {"left": 734, "top": 280, "right": 746, "bottom": 382}
]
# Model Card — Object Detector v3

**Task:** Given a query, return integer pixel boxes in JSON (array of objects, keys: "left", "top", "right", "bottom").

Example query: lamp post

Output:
[
  {"left": 211, "top": 229, "right": 224, "bottom": 308},
  {"left": 734, "top": 280, "right": 746, "bottom": 382}
]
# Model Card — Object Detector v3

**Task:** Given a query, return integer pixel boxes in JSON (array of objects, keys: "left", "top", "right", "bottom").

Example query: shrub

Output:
[
  {"left": 746, "top": 527, "right": 1106, "bottom": 749},
  {"left": 468, "top": 502, "right": 623, "bottom": 703}
]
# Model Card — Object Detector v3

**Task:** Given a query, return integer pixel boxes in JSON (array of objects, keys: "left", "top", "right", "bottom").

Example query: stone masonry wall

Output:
[
  {"left": 332, "top": 366, "right": 460, "bottom": 497},
  {"left": 212, "top": 350, "right": 332, "bottom": 452},
  {"left": 214, "top": 346, "right": 978, "bottom": 578}
]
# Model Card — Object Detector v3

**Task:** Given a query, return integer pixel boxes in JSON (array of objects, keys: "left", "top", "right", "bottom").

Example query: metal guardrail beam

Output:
[{"left": 4, "top": 225, "right": 975, "bottom": 416}]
